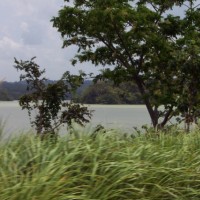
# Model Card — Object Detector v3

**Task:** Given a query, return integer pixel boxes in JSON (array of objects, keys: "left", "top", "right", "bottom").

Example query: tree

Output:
[
  {"left": 171, "top": 1, "right": 200, "bottom": 131},
  {"left": 14, "top": 57, "right": 92, "bottom": 138},
  {"left": 52, "top": 0, "right": 194, "bottom": 129},
  {"left": 78, "top": 81, "right": 143, "bottom": 104}
]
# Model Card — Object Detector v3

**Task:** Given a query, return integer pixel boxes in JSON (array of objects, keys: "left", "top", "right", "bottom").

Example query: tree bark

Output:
[{"left": 134, "top": 76, "right": 158, "bottom": 128}]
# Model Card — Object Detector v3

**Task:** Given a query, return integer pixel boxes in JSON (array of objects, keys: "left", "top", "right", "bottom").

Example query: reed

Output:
[{"left": 1, "top": 127, "right": 200, "bottom": 199}]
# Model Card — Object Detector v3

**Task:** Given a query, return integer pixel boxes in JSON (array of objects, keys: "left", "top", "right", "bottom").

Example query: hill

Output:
[{"left": 0, "top": 80, "right": 143, "bottom": 104}]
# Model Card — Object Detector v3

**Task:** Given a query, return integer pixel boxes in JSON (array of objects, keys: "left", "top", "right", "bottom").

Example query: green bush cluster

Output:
[{"left": 1, "top": 128, "right": 200, "bottom": 199}]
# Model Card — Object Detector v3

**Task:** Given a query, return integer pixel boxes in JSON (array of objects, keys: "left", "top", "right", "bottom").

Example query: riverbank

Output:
[{"left": 1, "top": 127, "right": 200, "bottom": 199}]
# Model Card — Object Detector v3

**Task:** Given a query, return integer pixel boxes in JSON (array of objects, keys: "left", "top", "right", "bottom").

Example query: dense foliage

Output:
[
  {"left": 78, "top": 81, "right": 143, "bottom": 104},
  {"left": 14, "top": 57, "right": 92, "bottom": 137},
  {"left": 52, "top": 0, "right": 200, "bottom": 129},
  {"left": 2, "top": 127, "right": 200, "bottom": 199}
]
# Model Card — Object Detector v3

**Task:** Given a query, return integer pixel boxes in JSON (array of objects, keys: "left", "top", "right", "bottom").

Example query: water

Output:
[{"left": 0, "top": 101, "right": 151, "bottom": 135}]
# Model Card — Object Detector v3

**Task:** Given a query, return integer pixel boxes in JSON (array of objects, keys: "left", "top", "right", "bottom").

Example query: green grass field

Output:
[{"left": 1, "top": 126, "right": 200, "bottom": 200}]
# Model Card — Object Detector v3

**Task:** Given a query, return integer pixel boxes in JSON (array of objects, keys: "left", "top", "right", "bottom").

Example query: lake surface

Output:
[{"left": 0, "top": 101, "right": 151, "bottom": 136}]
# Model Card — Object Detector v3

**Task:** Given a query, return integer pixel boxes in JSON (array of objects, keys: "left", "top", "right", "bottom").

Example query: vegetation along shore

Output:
[{"left": 1, "top": 126, "right": 200, "bottom": 199}]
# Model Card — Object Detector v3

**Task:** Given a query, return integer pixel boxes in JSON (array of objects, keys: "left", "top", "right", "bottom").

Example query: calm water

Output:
[{"left": 0, "top": 101, "right": 150, "bottom": 135}]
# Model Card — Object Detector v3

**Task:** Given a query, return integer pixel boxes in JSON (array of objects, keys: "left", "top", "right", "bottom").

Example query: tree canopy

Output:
[{"left": 52, "top": 0, "right": 200, "bottom": 129}]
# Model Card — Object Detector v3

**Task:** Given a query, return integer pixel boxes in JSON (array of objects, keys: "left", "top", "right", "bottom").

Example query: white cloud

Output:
[
  {"left": 0, "top": 37, "right": 21, "bottom": 51},
  {"left": 0, "top": 0, "right": 113, "bottom": 81},
  {"left": 0, "top": 0, "right": 72, "bottom": 81}
]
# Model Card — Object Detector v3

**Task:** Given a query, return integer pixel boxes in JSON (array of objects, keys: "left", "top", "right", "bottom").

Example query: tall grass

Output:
[{"left": 1, "top": 127, "right": 200, "bottom": 199}]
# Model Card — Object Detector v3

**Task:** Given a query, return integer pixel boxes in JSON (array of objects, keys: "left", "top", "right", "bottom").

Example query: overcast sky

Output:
[
  {"left": 0, "top": 0, "right": 101, "bottom": 82},
  {"left": 0, "top": 0, "right": 190, "bottom": 82}
]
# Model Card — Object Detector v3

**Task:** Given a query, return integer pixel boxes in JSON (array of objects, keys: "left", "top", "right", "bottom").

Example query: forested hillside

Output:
[
  {"left": 0, "top": 81, "right": 55, "bottom": 101},
  {"left": 0, "top": 80, "right": 143, "bottom": 104},
  {"left": 0, "top": 81, "right": 27, "bottom": 101},
  {"left": 76, "top": 81, "right": 143, "bottom": 104}
]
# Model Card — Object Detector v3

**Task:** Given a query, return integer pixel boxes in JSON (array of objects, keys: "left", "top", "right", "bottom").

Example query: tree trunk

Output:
[{"left": 134, "top": 76, "right": 159, "bottom": 128}]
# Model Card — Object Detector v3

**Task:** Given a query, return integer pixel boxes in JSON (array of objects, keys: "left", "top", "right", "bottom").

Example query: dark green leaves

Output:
[
  {"left": 52, "top": 0, "right": 200, "bottom": 130},
  {"left": 14, "top": 58, "right": 92, "bottom": 137}
]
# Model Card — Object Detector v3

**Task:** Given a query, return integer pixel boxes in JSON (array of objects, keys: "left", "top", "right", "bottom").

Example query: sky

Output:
[
  {"left": 0, "top": 0, "right": 190, "bottom": 82},
  {"left": 0, "top": 0, "right": 100, "bottom": 82}
]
